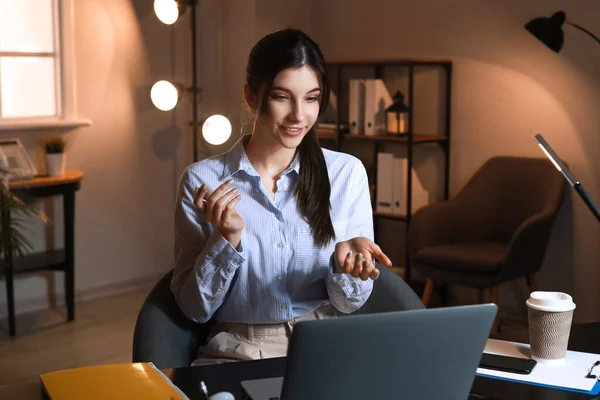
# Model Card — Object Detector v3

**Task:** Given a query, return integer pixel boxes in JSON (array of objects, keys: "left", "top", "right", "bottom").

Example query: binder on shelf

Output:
[
  {"left": 364, "top": 79, "right": 393, "bottom": 136},
  {"left": 349, "top": 79, "right": 366, "bottom": 134},
  {"left": 376, "top": 152, "right": 394, "bottom": 214},
  {"left": 391, "top": 157, "right": 430, "bottom": 216},
  {"left": 391, "top": 157, "right": 407, "bottom": 216}
]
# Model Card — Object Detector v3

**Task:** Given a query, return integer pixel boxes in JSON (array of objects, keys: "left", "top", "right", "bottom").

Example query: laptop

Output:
[
  {"left": 535, "top": 133, "right": 600, "bottom": 222},
  {"left": 241, "top": 304, "right": 497, "bottom": 400}
]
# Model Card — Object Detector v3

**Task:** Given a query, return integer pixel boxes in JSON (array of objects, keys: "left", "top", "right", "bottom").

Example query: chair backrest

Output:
[
  {"left": 352, "top": 263, "right": 424, "bottom": 314},
  {"left": 456, "top": 156, "right": 565, "bottom": 242},
  {"left": 132, "top": 270, "right": 212, "bottom": 369}
]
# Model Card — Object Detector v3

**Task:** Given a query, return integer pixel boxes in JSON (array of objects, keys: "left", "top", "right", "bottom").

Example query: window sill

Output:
[{"left": 0, "top": 118, "right": 92, "bottom": 132}]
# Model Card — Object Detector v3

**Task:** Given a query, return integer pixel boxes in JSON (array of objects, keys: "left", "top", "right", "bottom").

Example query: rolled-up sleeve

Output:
[
  {"left": 326, "top": 161, "right": 374, "bottom": 313},
  {"left": 170, "top": 168, "right": 246, "bottom": 323}
]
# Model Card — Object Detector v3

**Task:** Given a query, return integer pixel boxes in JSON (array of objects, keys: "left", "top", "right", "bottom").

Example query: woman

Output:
[{"left": 171, "top": 28, "right": 392, "bottom": 364}]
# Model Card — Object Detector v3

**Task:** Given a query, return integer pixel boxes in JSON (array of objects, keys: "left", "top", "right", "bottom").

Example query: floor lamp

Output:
[
  {"left": 151, "top": 0, "right": 232, "bottom": 163},
  {"left": 526, "top": 11, "right": 600, "bottom": 222}
]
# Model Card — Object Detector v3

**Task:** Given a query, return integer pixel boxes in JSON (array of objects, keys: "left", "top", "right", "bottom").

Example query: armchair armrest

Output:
[{"left": 501, "top": 211, "right": 557, "bottom": 280}]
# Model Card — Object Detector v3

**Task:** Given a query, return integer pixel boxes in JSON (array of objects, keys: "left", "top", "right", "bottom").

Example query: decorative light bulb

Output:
[
  {"left": 202, "top": 115, "right": 232, "bottom": 145},
  {"left": 154, "top": 0, "right": 179, "bottom": 25},
  {"left": 150, "top": 80, "right": 179, "bottom": 111}
]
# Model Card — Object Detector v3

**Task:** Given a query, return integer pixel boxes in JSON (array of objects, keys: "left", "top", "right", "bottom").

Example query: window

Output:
[{"left": 0, "top": 0, "right": 90, "bottom": 131}]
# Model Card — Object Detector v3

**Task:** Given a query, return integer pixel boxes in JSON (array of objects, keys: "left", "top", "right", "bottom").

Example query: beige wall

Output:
[
  {"left": 1, "top": 0, "right": 598, "bottom": 325},
  {"left": 197, "top": 0, "right": 315, "bottom": 158},
  {"left": 311, "top": 0, "right": 600, "bottom": 322},
  {"left": 0, "top": 0, "right": 192, "bottom": 317},
  {"left": 0, "top": 0, "right": 315, "bottom": 319}
]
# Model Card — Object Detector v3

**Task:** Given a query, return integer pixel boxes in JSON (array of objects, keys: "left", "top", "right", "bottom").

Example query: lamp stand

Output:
[{"left": 189, "top": 0, "right": 199, "bottom": 163}]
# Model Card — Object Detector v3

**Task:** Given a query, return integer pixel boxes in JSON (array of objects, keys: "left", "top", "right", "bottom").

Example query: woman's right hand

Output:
[{"left": 194, "top": 179, "right": 244, "bottom": 247}]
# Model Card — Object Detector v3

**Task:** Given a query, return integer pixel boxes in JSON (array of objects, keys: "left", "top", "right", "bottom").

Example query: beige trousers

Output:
[{"left": 191, "top": 304, "right": 337, "bottom": 366}]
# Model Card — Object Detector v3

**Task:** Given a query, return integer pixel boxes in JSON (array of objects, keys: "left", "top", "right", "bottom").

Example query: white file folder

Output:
[
  {"left": 391, "top": 157, "right": 407, "bottom": 216},
  {"left": 376, "top": 153, "right": 394, "bottom": 214},
  {"left": 391, "top": 157, "right": 430, "bottom": 216},
  {"left": 349, "top": 79, "right": 366, "bottom": 134},
  {"left": 364, "top": 79, "right": 392, "bottom": 136}
]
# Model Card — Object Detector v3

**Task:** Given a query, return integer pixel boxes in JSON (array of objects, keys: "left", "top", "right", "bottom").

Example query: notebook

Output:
[{"left": 39, "top": 362, "right": 189, "bottom": 400}]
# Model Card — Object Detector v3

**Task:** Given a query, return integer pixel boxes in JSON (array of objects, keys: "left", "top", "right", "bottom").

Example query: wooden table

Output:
[{"left": 4, "top": 170, "right": 84, "bottom": 337}]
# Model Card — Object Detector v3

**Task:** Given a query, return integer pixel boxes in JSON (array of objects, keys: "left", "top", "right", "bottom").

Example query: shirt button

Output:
[
  {"left": 277, "top": 275, "right": 283, "bottom": 280},
  {"left": 277, "top": 242, "right": 284, "bottom": 248},
  {"left": 281, "top": 304, "right": 288, "bottom": 310},
  {"left": 283, "top": 184, "right": 289, "bottom": 190}
]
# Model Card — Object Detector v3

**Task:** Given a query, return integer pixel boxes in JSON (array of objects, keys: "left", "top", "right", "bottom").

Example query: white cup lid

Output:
[{"left": 526, "top": 291, "right": 576, "bottom": 312}]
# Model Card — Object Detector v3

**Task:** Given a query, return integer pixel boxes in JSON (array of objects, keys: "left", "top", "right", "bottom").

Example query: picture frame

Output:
[{"left": 0, "top": 138, "right": 37, "bottom": 180}]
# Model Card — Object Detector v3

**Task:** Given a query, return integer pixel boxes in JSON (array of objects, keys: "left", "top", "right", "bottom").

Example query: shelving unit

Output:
[{"left": 318, "top": 58, "right": 453, "bottom": 281}]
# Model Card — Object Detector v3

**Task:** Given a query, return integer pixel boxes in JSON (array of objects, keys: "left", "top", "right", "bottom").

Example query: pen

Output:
[{"left": 200, "top": 381, "right": 209, "bottom": 399}]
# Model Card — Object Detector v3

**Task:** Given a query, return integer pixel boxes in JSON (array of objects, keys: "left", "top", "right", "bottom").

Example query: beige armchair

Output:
[{"left": 407, "top": 156, "right": 566, "bottom": 332}]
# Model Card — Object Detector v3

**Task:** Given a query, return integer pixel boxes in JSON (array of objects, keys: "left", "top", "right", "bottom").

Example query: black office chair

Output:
[
  {"left": 132, "top": 264, "right": 424, "bottom": 369},
  {"left": 131, "top": 270, "right": 212, "bottom": 370}
]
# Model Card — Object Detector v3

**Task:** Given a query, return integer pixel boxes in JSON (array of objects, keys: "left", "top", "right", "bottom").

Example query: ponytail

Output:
[{"left": 296, "top": 127, "right": 335, "bottom": 247}]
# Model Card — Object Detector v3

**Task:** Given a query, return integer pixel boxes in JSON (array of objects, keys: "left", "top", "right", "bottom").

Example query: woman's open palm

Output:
[{"left": 334, "top": 237, "right": 392, "bottom": 281}]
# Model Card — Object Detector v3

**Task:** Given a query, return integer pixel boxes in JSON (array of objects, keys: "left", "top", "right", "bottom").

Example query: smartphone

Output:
[{"left": 479, "top": 353, "right": 537, "bottom": 375}]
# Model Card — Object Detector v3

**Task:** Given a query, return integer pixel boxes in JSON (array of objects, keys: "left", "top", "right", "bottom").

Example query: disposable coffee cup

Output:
[{"left": 526, "top": 291, "right": 576, "bottom": 364}]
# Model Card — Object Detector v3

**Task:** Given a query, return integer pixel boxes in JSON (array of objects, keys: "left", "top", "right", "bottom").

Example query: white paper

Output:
[{"left": 476, "top": 339, "right": 600, "bottom": 393}]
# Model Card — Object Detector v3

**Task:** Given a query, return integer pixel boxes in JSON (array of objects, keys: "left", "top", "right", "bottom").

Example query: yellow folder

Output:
[{"left": 39, "top": 362, "right": 188, "bottom": 400}]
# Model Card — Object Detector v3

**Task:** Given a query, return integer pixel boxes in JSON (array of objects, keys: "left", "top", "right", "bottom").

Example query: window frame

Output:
[{"left": 0, "top": 0, "right": 91, "bottom": 131}]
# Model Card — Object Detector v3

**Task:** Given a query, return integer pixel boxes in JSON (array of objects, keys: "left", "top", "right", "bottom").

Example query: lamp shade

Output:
[
  {"left": 154, "top": 0, "right": 179, "bottom": 25},
  {"left": 151, "top": 80, "right": 179, "bottom": 111},
  {"left": 202, "top": 115, "right": 232, "bottom": 145},
  {"left": 525, "top": 11, "right": 566, "bottom": 53}
]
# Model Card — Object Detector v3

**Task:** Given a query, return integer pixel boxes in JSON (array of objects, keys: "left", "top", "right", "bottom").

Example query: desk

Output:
[
  {"left": 167, "top": 322, "right": 600, "bottom": 400},
  {"left": 1, "top": 322, "right": 599, "bottom": 399},
  {"left": 4, "top": 170, "right": 84, "bottom": 337}
]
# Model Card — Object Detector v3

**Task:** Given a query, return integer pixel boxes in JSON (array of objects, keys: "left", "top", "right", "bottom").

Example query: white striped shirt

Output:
[{"left": 170, "top": 136, "right": 374, "bottom": 323}]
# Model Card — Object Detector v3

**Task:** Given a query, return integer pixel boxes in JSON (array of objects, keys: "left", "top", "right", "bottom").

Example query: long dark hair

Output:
[{"left": 246, "top": 28, "right": 334, "bottom": 247}]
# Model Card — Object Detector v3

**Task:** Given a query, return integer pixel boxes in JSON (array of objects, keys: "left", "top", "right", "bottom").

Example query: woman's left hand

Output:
[{"left": 334, "top": 237, "right": 392, "bottom": 281}]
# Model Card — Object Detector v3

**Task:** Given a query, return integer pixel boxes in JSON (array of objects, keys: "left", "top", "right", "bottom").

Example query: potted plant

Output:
[
  {"left": 44, "top": 136, "right": 67, "bottom": 176},
  {"left": 0, "top": 170, "right": 47, "bottom": 276}
]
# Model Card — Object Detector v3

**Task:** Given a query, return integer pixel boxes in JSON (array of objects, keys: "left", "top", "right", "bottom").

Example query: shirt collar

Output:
[
  {"left": 220, "top": 135, "right": 253, "bottom": 179},
  {"left": 220, "top": 135, "right": 301, "bottom": 180}
]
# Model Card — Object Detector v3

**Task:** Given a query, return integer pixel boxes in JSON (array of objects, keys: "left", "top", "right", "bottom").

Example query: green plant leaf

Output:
[{"left": 0, "top": 183, "right": 47, "bottom": 273}]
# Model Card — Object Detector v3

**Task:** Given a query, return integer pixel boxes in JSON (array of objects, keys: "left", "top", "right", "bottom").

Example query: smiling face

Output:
[{"left": 249, "top": 66, "right": 321, "bottom": 150}]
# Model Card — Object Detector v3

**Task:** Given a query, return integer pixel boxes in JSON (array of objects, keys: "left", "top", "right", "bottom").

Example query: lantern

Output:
[{"left": 385, "top": 91, "right": 410, "bottom": 135}]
